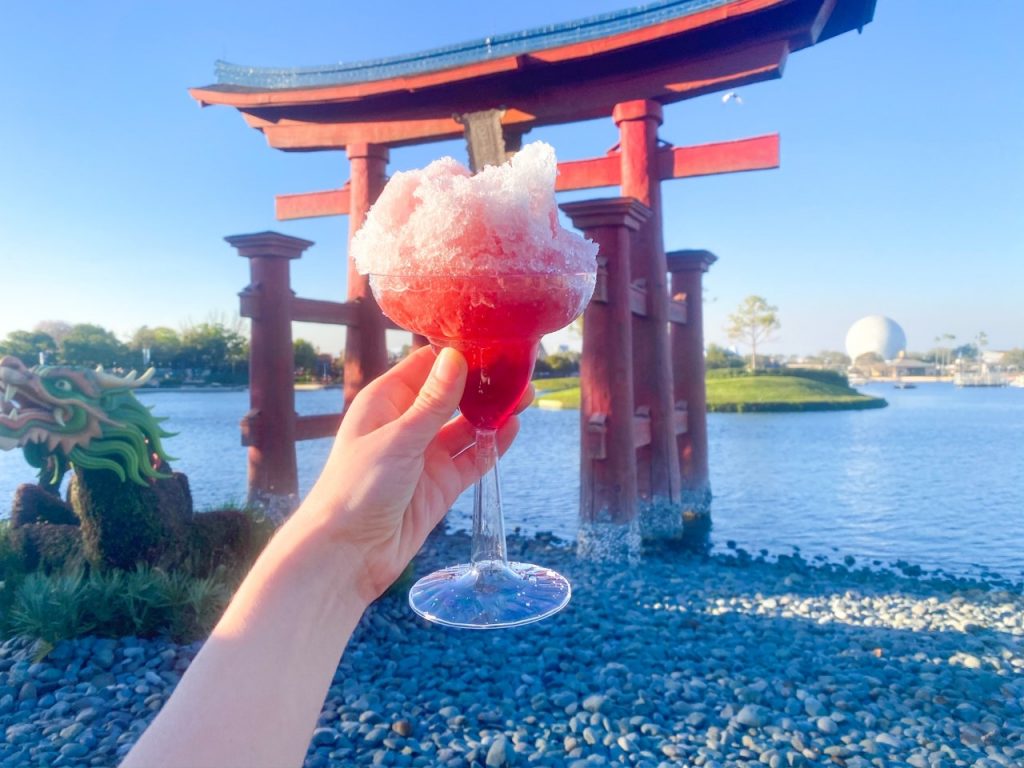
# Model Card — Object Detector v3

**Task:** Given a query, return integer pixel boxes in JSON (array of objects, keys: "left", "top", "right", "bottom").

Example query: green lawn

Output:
[
  {"left": 705, "top": 375, "right": 886, "bottom": 412},
  {"left": 531, "top": 373, "right": 887, "bottom": 412},
  {"left": 532, "top": 376, "right": 581, "bottom": 394}
]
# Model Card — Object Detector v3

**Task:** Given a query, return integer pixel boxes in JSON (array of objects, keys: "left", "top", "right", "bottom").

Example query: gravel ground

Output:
[{"left": 2, "top": 531, "right": 1022, "bottom": 767}]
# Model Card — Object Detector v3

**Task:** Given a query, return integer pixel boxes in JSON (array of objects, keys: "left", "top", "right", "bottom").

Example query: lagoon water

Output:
[{"left": 1, "top": 383, "right": 1021, "bottom": 580}]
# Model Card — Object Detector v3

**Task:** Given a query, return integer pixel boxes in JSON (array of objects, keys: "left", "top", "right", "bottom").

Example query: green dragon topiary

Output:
[
  {"left": 0, "top": 355, "right": 194, "bottom": 569},
  {"left": 0, "top": 356, "right": 174, "bottom": 489}
]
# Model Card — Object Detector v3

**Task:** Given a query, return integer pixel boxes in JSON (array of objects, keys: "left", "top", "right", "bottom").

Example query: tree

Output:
[
  {"left": 806, "top": 350, "right": 851, "bottom": 368},
  {"left": 1002, "top": 348, "right": 1024, "bottom": 369},
  {"left": 933, "top": 333, "right": 956, "bottom": 372},
  {"left": 725, "top": 296, "right": 780, "bottom": 373},
  {"left": 33, "top": 320, "right": 73, "bottom": 348},
  {"left": 976, "top": 331, "right": 989, "bottom": 363},
  {"left": 178, "top": 322, "right": 248, "bottom": 376},
  {"left": 953, "top": 343, "right": 977, "bottom": 361},
  {"left": 705, "top": 343, "right": 744, "bottom": 369},
  {"left": 551, "top": 350, "right": 577, "bottom": 373},
  {"left": 0, "top": 330, "right": 57, "bottom": 366},
  {"left": 293, "top": 339, "right": 319, "bottom": 375},
  {"left": 61, "top": 324, "right": 126, "bottom": 368},
  {"left": 855, "top": 352, "right": 884, "bottom": 366},
  {"left": 128, "top": 326, "right": 181, "bottom": 368}
]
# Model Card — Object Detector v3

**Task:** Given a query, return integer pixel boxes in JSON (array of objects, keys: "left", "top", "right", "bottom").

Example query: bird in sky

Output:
[{"left": 721, "top": 91, "right": 743, "bottom": 105}]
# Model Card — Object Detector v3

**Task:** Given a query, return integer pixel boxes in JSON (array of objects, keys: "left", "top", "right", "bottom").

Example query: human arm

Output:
[{"left": 121, "top": 347, "right": 529, "bottom": 768}]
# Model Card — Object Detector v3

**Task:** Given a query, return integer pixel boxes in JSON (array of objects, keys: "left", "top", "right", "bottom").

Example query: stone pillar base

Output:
[
  {"left": 633, "top": 487, "right": 713, "bottom": 553},
  {"left": 679, "top": 486, "right": 712, "bottom": 519},
  {"left": 680, "top": 486, "right": 713, "bottom": 553},
  {"left": 577, "top": 520, "right": 642, "bottom": 563},
  {"left": 638, "top": 496, "right": 684, "bottom": 542}
]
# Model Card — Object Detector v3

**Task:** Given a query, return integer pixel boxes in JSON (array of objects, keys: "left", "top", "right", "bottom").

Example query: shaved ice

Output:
[{"left": 351, "top": 142, "right": 597, "bottom": 277}]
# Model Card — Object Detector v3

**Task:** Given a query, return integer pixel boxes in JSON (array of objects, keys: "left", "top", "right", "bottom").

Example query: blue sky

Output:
[{"left": 1, "top": 1, "right": 1021, "bottom": 357}]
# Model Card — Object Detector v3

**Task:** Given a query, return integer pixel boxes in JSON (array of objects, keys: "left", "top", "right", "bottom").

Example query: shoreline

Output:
[{"left": 2, "top": 531, "right": 1021, "bottom": 767}]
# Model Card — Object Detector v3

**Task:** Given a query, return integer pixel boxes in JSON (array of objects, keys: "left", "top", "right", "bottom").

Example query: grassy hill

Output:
[
  {"left": 705, "top": 370, "right": 887, "bottom": 412},
  {"left": 532, "top": 370, "right": 887, "bottom": 412}
]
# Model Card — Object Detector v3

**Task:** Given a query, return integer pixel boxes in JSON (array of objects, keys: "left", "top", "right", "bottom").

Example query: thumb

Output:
[{"left": 397, "top": 347, "right": 467, "bottom": 448}]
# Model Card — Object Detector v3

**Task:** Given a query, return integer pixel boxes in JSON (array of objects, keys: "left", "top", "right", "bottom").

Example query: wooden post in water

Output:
[
  {"left": 613, "top": 100, "right": 683, "bottom": 543},
  {"left": 227, "top": 231, "right": 313, "bottom": 519},
  {"left": 561, "top": 198, "right": 651, "bottom": 561},
  {"left": 667, "top": 249, "right": 717, "bottom": 535}
]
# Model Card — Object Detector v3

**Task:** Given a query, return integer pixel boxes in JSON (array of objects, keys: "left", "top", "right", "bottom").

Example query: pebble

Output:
[
  {"left": 802, "top": 697, "right": 825, "bottom": 718},
  {"left": 391, "top": 719, "right": 413, "bottom": 737},
  {"left": 485, "top": 736, "right": 508, "bottom": 767},
  {"left": 582, "top": 694, "right": 606, "bottom": 713},
  {"left": 735, "top": 705, "right": 764, "bottom": 728},
  {"left": 815, "top": 717, "right": 837, "bottom": 735},
  {"left": 0, "top": 535, "right": 1021, "bottom": 768}
]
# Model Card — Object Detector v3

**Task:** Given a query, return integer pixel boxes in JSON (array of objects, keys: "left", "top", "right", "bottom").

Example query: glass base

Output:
[{"left": 409, "top": 561, "right": 571, "bottom": 629}]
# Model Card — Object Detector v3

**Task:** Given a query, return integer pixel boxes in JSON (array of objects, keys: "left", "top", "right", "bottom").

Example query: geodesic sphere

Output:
[{"left": 845, "top": 315, "right": 907, "bottom": 362}]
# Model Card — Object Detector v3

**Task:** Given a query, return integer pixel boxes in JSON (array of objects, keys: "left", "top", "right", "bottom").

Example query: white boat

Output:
[{"left": 1010, "top": 375, "right": 1024, "bottom": 389}]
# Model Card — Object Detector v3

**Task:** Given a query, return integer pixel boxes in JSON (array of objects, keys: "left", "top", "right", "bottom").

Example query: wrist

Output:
[{"left": 269, "top": 509, "right": 375, "bottom": 615}]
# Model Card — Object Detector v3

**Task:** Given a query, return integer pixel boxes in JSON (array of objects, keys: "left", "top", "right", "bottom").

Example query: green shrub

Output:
[
  {"left": 0, "top": 522, "right": 28, "bottom": 638},
  {"left": 6, "top": 563, "right": 236, "bottom": 649},
  {"left": 192, "top": 501, "right": 276, "bottom": 570},
  {"left": 185, "top": 509, "right": 256, "bottom": 578},
  {"left": 71, "top": 468, "right": 191, "bottom": 570},
  {"left": 81, "top": 568, "right": 129, "bottom": 634},
  {"left": 117, "top": 564, "right": 174, "bottom": 637},
  {"left": 705, "top": 367, "right": 747, "bottom": 380},
  {"left": 0, "top": 520, "right": 27, "bottom": 580},
  {"left": 8, "top": 570, "right": 93, "bottom": 651},
  {"left": 778, "top": 368, "right": 850, "bottom": 387},
  {"left": 149, "top": 568, "right": 231, "bottom": 642},
  {"left": 10, "top": 524, "right": 85, "bottom": 573}
]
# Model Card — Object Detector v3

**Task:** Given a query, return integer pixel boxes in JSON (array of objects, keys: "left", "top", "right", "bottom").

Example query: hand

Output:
[{"left": 294, "top": 346, "right": 532, "bottom": 603}]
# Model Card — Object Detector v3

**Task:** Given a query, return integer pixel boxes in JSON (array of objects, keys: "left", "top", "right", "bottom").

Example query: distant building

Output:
[
  {"left": 846, "top": 315, "right": 907, "bottom": 363},
  {"left": 888, "top": 357, "right": 933, "bottom": 376}
]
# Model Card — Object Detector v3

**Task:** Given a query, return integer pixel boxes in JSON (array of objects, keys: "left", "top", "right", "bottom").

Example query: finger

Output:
[
  {"left": 448, "top": 415, "right": 520, "bottom": 489},
  {"left": 341, "top": 346, "right": 439, "bottom": 435},
  {"left": 435, "top": 414, "right": 476, "bottom": 457},
  {"left": 362, "top": 346, "right": 439, "bottom": 410},
  {"left": 514, "top": 384, "right": 535, "bottom": 415},
  {"left": 395, "top": 348, "right": 467, "bottom": 450},
  {"left": 436, "top": 402, "right": 529, "bottom": 459}
]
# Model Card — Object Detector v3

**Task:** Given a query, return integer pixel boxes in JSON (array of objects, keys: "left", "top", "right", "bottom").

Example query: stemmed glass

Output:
[{"left": 369, "top": 271, "right": 595, "bottom": 628}]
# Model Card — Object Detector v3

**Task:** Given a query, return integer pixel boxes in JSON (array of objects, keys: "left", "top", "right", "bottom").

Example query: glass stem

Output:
[{"left": 471, "top": 428, "right": 509, "bottom": 568}]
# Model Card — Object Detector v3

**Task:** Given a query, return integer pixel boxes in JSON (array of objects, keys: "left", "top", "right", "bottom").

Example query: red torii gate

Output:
[{"left": 194, "top": 0, "right": 874, "bottom": 550}]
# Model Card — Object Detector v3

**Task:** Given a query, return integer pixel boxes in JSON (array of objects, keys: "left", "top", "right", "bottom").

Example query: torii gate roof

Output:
[{"left": 190, "top": 0, "right": 875, "bottom": 150}]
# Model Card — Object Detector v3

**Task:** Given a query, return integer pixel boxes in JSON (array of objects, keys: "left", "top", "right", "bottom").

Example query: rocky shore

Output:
[{"left": 2, "top": 532, "right": 1022, "bottom": 767}]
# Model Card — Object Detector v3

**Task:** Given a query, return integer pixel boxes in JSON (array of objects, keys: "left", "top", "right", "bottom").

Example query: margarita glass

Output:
[{"left": 370, "top": 271, "right": 595, "bottom": 628}]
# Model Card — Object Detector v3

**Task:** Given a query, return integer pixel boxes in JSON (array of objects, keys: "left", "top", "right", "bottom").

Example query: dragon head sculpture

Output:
[{"left": 0, "top": 356, "right": 175, "bottom": 487}]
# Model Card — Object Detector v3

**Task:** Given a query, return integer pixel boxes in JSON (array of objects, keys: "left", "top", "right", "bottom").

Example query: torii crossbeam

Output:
[{"left": 274, "top": 134, "right": 779, "bottom": 220}]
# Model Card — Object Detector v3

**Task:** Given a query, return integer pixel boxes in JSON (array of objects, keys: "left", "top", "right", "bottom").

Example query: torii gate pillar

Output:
[
  {"left": 614, "top": 100, "right": 683, "bottom": 540},
  {"left": 667, "top": 249, "right": 718, "bottom": 534},
  {"left": 343, "top": 143, "right": 390, "bottom": 410},
  {"left": 226, "top": 231, "right": 313, "bottom": 518},
  {"left": 562, "top": 197, "right": 651, "bottom": 562}
]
